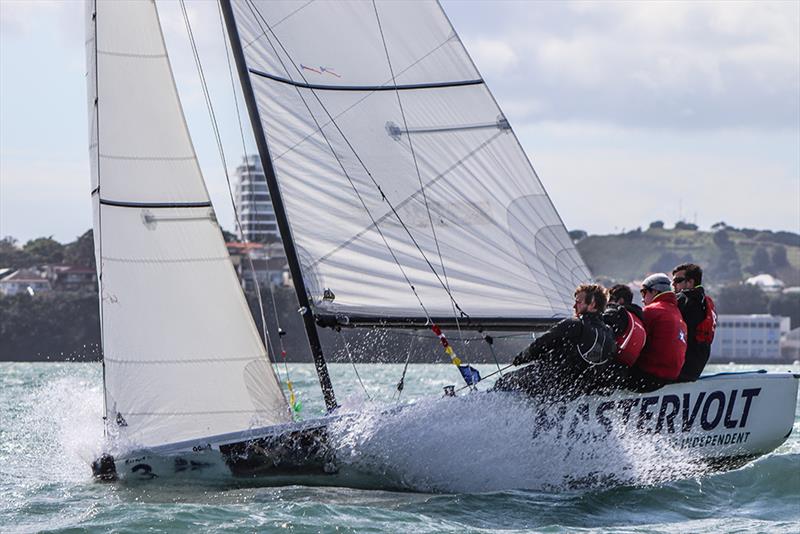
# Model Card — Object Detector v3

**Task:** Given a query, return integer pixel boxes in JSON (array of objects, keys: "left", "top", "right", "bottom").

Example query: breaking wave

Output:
[{"left": 328, "top": 391, "right": 712, "bottom": 493}]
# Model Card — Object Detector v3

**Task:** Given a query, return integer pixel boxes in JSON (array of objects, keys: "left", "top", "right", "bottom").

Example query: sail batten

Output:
[{"left": 87, "top": 0, "right": 290, "bottom": 449}]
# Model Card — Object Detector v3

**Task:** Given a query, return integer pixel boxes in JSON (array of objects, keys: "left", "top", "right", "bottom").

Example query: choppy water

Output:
[{"left": 1, "top": 362, "right": 799, "bottom": 533}]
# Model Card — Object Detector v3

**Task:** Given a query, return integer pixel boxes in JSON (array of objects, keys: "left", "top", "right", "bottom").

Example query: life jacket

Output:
[
  {"left": 695, "top": 296, "right": 716, "bottom": 344},
  {"left": 614, "top": 310, "right": 646, "bottom": 366}
]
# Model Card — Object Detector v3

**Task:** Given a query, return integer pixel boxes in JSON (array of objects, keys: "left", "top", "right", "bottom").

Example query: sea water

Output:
[{"left": 1, "top": 361, "right": 798, "bottom": 533}]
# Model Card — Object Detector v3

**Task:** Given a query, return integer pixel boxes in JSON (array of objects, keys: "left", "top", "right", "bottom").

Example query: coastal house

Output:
[
  {"left": 43, "top": 264, "right": 98, "bottom": 292},
  {"left": 226, "top": 241, "right": 289, "bottom": 291},
  {"left": 745, "top": 273, "right": 785, "bottom": 293},
  {"left": 0, "top": 269, "right": 52, "bottom": 296}
]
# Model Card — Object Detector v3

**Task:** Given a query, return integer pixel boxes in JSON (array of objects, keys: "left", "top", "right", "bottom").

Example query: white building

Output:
[
  {"left": 711, "top": 314, "right": 789, "bottom": 362},
  {"left": 745, "top": 273, "right": 785, "bottom": 293},
  {"left": 234, "top": 155, "right": 279, "bottom": 243},
  {"left": 0, "top": 269, "right": 52, "bottom": 296}
]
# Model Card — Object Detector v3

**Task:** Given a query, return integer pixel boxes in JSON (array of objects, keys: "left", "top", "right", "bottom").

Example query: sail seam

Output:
[
  {"left": 248, "top": 67, "right": 483, "bottom": 92},
  {"left": 102, "top": 255, "right": 229, "bottom": 264},
  {"left": 99, "top": 154, "right": 195, "bottom": 161},
  {"left": 242, "top": 0, "right": 315, "bottom": 50},
  {"left": 106, "top": 356, "right": 260, "bottom": 364},
  {"left": 99, "top": 199, "right": 211, "bottom": 208},
  {"left": 123, "top": 409, "right": 280, "bottom": 415},
  {"left": 98, "top": 50, "right": 167, "bottom": 59}
]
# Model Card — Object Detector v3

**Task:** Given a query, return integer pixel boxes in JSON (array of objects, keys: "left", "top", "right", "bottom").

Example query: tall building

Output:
[{"left": 234, "top": 155, "right": 278, "bottom": 243}]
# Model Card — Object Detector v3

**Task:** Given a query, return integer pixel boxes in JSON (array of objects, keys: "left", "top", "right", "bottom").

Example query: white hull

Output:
[{"left": 102, "top": 371, "right": 799, "bottom": 489}]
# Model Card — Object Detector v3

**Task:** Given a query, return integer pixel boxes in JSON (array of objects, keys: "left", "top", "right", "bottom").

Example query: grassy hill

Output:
[{"left": 576, "top": 226, "right": 800, "bottom": 287}]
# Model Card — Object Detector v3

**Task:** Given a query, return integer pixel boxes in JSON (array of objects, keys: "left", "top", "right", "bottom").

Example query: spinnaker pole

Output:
[{"left": 219, "top": 0, "right": 337, "bottom": 412}]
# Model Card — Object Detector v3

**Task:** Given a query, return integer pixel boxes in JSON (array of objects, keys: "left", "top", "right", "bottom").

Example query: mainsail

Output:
[
  {"left": 225, "top": 0, "right": 591, "bottom": 326},
  {"left": 86, "top": 0, "right": 290, "bottom": 448}
]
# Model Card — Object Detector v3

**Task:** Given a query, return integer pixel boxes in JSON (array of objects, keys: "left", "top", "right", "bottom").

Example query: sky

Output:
[{"left": 1, "top": 0, "right": 798, "bottom": 245}]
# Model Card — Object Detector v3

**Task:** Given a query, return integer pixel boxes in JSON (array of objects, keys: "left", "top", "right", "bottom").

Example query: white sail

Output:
[
  {"left": 86, "top": 0, "right": 290, "bottom": 449},
  {"left": 229, "top": 0, "right": 590, "bottom": 322}
]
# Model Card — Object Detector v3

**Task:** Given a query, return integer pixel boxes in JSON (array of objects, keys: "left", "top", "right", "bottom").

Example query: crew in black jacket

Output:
[
  {"left": 672, "top": 263, "right": 715, "bottom": 381},
  {"left": 602, "top": 284, "right": 645, "bottom": 338},
  {"left": 493, "top": 284, "right": 620, "bottom": 400}
]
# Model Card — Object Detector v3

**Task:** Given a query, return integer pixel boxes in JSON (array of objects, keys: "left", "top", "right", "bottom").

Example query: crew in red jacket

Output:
[{"left": 630, "top": 273, "right": 687, "bottom": 391}]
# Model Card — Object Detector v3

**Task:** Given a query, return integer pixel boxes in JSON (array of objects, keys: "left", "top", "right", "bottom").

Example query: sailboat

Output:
[{"left": 86, "top": 0, "right": 798, "bottom": 487}]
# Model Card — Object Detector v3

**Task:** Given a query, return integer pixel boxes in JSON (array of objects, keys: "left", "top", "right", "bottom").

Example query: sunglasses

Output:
[
  {"left": 672, "top": 277, "right": 686, "bottom": 284},
  {"left": 640, "top": 288, "right": 652, "bottom": 296}
]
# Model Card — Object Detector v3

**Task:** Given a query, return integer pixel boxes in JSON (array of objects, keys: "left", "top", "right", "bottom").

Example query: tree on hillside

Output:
[
  {"left": 769, "top": 293, "right": 800, "bottom": 329},
  {"left": 0, "top": 237, "right": 33, "bottom": 269},
  {"left": 650, "top": 251, "right": 684, "bottom": 274},
  {"left": 568, "top": 230, "right": 587, "bottom": 242},
  {"left": 748, "top": 246, "right": 772, "bottom": 274},
  {"left": 716, "top": 283, "right": 768, "bottom": 314},
  {"left": 23, "top": 237, "right": 64, "bottom": 265},
  {"left": 712, "top": 230, "right": 742, "bottom": 282},
  {"left": 674, "top": 221, "right": 698, "bottom": 231},
  {"left": 740, "top": 228, "right": 759, "bottom": 238},
  {"left": 771, "top": 246, "right": 789, "bottom": 269},
  {"left": 63, "top": 231, "right": 96, "bottom": 269},
  {"left": 770, "top": 231, "right": 800, "bottom": 248},
  {"left": 648, "top": 220, "right": 664, "bottom": 229},
  {"left": 711, "top": 221, "right": 728, "bottom": 230}
]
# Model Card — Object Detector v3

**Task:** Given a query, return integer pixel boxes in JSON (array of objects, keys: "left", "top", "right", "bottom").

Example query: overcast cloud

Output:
[
  {"left": 450, "top": 1, "right": 799, "bottom": 130},
  {"left": 1, "top": 0, "right": 798, "bottom": 243}
]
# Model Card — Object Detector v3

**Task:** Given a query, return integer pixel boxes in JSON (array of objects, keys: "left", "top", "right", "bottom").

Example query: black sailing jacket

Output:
[{"left": 677, "top": 286, "right": 711, "bottom": 381}]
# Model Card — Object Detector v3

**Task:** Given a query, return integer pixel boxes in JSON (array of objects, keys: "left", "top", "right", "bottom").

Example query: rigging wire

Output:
[
  {"left": 242, "top": 0, "right": 488, "bottom": 386},
  {"left": 243, "top": 0, "right": 467, "bottom": 321},
  {"left": 178, "top": 0, "right": 280, "bottom": 390},
  {"left": 243, "top": 0, "right": 434, "bottom": 321},
  {"left": 339, "top": 332, "right": 372, "bottom": 401},
  {"left": 215, "top": 1, "right": 299, "bottom": 412},
  {"left": 371, "top": 0, "right": 469, "bottom": 372},
  {"left": 242, "top": 0, "right": 585, "bottom": 312},
  {"left": 393, "top": 335, "right": 416, "bottom": 403}
]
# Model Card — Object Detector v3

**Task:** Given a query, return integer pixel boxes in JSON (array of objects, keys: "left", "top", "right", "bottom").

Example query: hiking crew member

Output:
[
  {"left": 672, "top": 263, "right": 716, "bottom": 381},
  {"left": 602, "top": 284, "right": 646, "bottom": 366},
  {"left": 630, "top": 273, "right": 687, "bottom": 391},
  {"left": 494, "top": 284, "right": 621, "bottom": 399}
]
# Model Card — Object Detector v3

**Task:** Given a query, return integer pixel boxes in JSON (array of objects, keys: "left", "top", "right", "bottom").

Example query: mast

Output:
[
  {"left": 90, "top": 0, "right": 109, "bottom": 433},
  {"left": 219, "top": 0, "right": 337, "bottom": 412}
]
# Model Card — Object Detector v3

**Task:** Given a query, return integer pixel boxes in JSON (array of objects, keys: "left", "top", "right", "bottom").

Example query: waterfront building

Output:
[
  {"left": 783, "top": 328, "right": 800, "bottom": 361},
  {"left": 0, "top": 269, "right": 52, "bottom": 296},
  {"left": 234, "top": 155, "right": 279, "bottom": 243},
  {"left": 745, "top": 273, "right": 785, "bottom": 293},
  {"left": 42, "top": 265, "right": 98, "bottom": 292},
  {"left": 226, "top": 242, "right": 289, "bottom": 291},
  {"left": 711, "top": 314, "right": 790, "bottom": 362}
]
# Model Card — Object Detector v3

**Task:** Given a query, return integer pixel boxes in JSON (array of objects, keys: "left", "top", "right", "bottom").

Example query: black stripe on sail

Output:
[
  {"left": 249, "top": 67, "right": 484, "bottom": 92},
  {"left": 99, "top": 199, "right": 212, "bottom": 209}
]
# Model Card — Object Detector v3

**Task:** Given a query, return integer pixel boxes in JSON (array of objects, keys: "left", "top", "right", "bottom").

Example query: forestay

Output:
[
  {"left": 86, "top": 0, "right": 289, "bottom": 449},
  {"left": 229, "top": 0, "right": 590, "bottom": 323}
]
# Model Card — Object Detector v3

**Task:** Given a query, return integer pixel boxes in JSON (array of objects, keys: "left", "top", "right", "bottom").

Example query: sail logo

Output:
[
  {"left": 532, "top": 388, "right": 761, "bottom": 441},
  {"left": 301, "top": 64, "right": 341, "bottom": 78}
]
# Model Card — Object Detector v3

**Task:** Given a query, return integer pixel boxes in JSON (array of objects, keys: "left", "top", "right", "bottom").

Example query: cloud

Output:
[
  {"left": 445, "top": 0, "right": 800, "bottom": 131},
  {"left": 467, "top": 38, "right": 518, "bottom": 75},
  {"left": 0, "top": 0, "right": 82, "bottom": 46}
]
